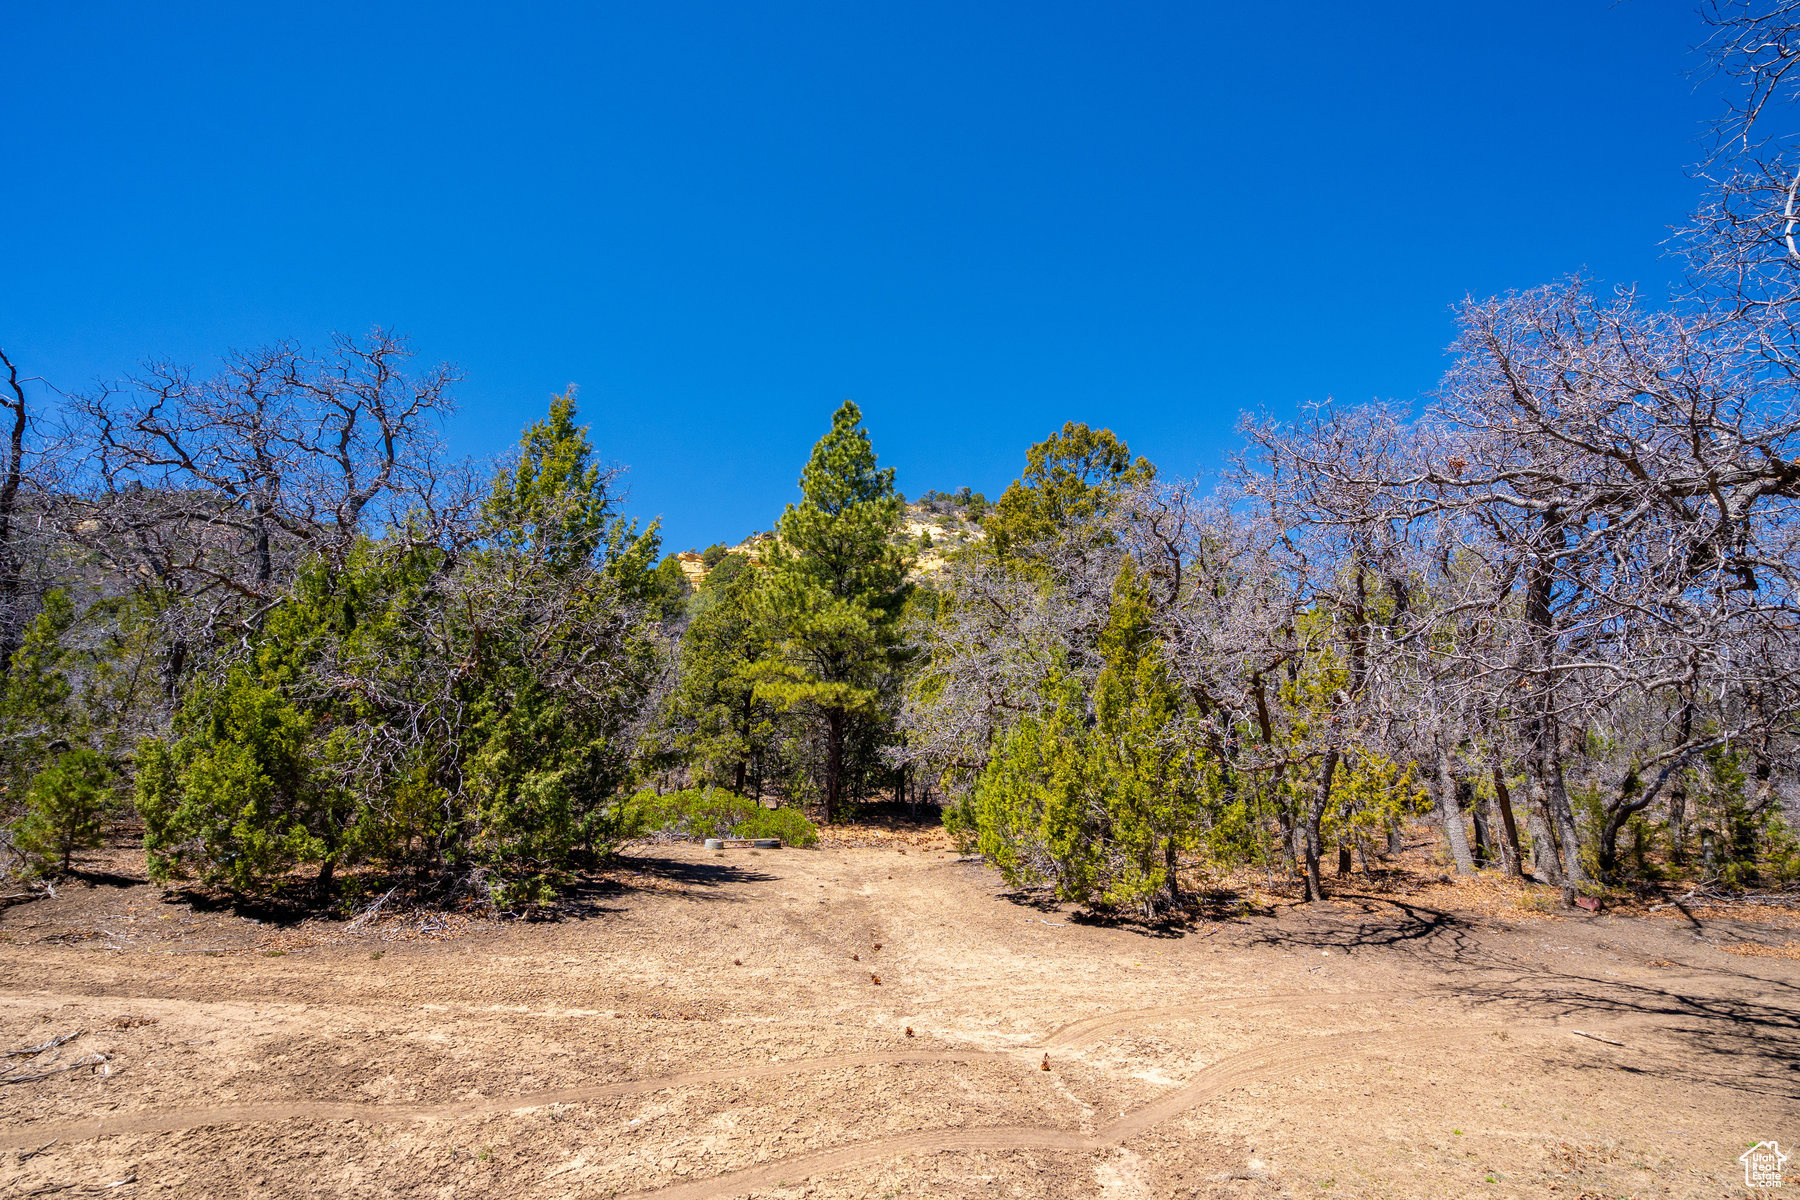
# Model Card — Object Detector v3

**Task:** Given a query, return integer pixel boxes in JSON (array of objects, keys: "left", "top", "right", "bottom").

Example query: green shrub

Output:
[
  {"left": 135, "top": 672, "right": 328, "bottom": 889},
  {"left": 620, "top": 787, "right": 817, "bottom": 846},
  {"left": 941, "top": 791, "right": 979, "bottom": 855},
  {"left": 13, "top": 749, "right": 113, "bottom": 875},
  {"left": 735, "top": 804, "right": 818, "bottom": 847},
  {"left": 1766, "top": 818, "right": 1800, "bottom": 885}
]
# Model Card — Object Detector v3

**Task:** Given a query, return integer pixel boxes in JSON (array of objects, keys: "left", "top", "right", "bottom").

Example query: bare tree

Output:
[{"left": 61, "top": 330, "right": 457, "bottom": 690}]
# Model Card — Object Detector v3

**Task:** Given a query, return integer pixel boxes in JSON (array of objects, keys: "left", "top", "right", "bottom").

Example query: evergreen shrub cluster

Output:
[{"left": 620, "top": 787, "right": 818, "bottom": 847}]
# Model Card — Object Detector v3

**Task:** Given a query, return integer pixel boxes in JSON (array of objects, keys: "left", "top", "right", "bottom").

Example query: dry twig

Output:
[
  {"left": 1, "top": 1053, "right": 112, "bottom": 1085},
  {"left": 3, "top": 1031, "right": 81, "bottom": 1059}
]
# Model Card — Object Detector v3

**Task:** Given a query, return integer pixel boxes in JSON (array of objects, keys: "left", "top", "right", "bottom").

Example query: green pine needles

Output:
[
  {"left": 749, "top": 401, "right": 911, "bottom": 823},
  {"left": 970, "top": 560, "right": 1211, "bottom": 918}
]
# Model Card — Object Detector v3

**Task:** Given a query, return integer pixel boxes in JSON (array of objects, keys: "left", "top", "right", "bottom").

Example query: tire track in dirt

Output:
[
  {"left": 1092, "top": 1027, "right": 1468, "bottom": 1142},
  {"left": 619, "top": 1126, "right": 1107, "bottom": 1200},
  {"left": 615, "top": 1026, "right": 1480, "bottom": 1200},
  {"left": 0, "top": 992, "right": 1452, "bottom": 1173},
  {"left": 0, "top": 990, "right": 1381, "bottom": 1149},
  {"left": 0, "top": 1050, "right": 1006, "bottom": 1149},
  {"left": 1042, "top": 990, "right": 1382, "bottom": 1050},
  {"left": 0, "top": 993, "right": 1375, "bottom": 1151}
]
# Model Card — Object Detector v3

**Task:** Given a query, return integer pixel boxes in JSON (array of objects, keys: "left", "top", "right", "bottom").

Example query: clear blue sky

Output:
[{"left": 7, "top": 1, "right": 1718, "bottom": 552}]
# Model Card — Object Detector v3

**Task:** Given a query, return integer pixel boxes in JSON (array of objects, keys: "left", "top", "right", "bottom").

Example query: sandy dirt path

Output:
[{"left": 1, "top": 838, "right": 1794, "bottom": 1198}]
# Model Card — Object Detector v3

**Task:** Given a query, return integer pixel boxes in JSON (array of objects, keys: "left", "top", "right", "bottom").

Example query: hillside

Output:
[{"left": 674, "top": 494, "right": 987, "bottom": 589}]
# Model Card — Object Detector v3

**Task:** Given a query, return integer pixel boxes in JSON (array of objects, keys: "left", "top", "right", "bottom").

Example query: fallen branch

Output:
[
  {"left": 1569, "top": 1030, "right": 1625, "bottom": 1047},
  {"left": 4, "top": 1031, "right": 82, "bottom": 1059},
  {"left": 2, "top": 1053, "right": 112, "bottom": 1085},
  {"left": 1649, "top": 882, "right": 1800, "bottom": 911},
  {"left": 346, "top": 886, "right": 399, "bottom": 931},
  {"left": 19, "top": 1174, "right": 142, "bottom": 1197}
]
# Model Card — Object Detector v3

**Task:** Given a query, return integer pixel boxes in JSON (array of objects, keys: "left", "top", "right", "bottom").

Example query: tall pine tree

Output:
[
  {"left": 753, "top": 401, "right": 909, "bottom": 822},
  {"left": 671, "top": 554, "right": 778, "bottom": 794}
]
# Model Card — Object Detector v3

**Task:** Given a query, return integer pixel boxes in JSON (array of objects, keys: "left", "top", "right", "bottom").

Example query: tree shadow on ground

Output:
[
  {"left": 596, "top": 851, "right": 777, "bottom": 895},
  {"left": 167, "top": 849, "right": 781, "bottom": 927},
  {"left": 835, "top": 799, "right": 945, "bottom": 826},
  {"left": 994, "top": 884, "right": 1270, "bottom": 938},
  {"left": 1240, "top": 892, "right": 1486, "bottom": 962},
  {"left": 66, "top": 867, "right": 147, "bottom": 889},
  {"left": 174, "top": 885, "right": 329, "bottom": 927},
  {"left": 1457, "top": 961, "right": 1800, "bottom": 1100}
]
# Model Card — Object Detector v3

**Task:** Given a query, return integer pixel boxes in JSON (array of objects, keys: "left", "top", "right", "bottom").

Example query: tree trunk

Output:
[
  {"left": 0, "top": 351, "right": 29, "bottom": 675},
  {"left": 253, "top": 504, "right": 273, "bottom": 589},
  {"left": 1597, "top": 789, "right": 1635, "bottom": 881},
  {"left": 1490, "top": 762, "right": 1524, "bottom": 877},
  {"left": 1545, "top": 755, "right": 1585, "bottom": 892},
  {"left": 1386, "top": 824, "right": 1404, "bottom": 857},
  {"left": 1337, "top": 842, "right": 1353, "bottom": 876},
  {"left": 1525, "top": 792, "right": 1563, "bottom": 886},
  {"left": 1302, "top": 747, "right": 1339, "bottom": 902},
  {"left": 1276, "top": 802, "right": 1298, "bottom": 875},
  {"left": 1164, "top": 837, "right": 1181, "bottom": 908},
  {"left": 1433, "top": 740, "right": 1476, "bottom": 874},
  {"left": 1668, "top": 781, "right": 1687, "bottom": 866},
  {"left": 1471, "top": 787, "right": 1492, "bottom": 868},
  {"left": 161, "top": 636, "right": 189, "bottom": 701},
  {"left": 1521, "top": 514, "right": 1580, "bottom": 901},
  {"left": 1301, "top": 821, "right": 1324, "bottom": 901},
  {"left": 823, "top": 708, "right": 845, "bottom": 824},
  {"left": 1755, "top": 750, "right": 1776, "bottom": 816}
]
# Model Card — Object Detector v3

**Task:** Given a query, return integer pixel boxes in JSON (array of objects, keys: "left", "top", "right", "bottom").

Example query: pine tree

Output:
[
  {"left": 1081, "top": 558, "right": 1200, "bottom": 914},
  {"left": 14, "top": 750, "right": 112, "bottom": 876},
  {"left": 983, "top": 422, "right": 1153, "bottom": 559},
  {"left": 482, "top": 390, "right": 655, "bottom": 574},
  {"left": 135, "top": 670, "right": 325, "bottom": 890},
  {"left": 671, "top": 555, "right": 778, "bottom": 794},
  {"left": 4, "top": 592, "right": 116, "bottom": 876},
  {"left": 967, "top": 560, "right": 1207, "bottom": 917},
  {"left": 1, "top": 591, "right": 78, "bottom": 802},
  {"left": 753, "top": 401, "right": 909, "bottom": 822},
  {"left": 973, "top": 672, "right": 1093, "bottom": 893},
  {"left": 465, "top": 392, "right": 663, "bottom": 881}
]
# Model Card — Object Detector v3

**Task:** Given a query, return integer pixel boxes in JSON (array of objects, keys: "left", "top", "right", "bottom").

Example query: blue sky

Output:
[{"left": 7, "top": 2, "right": 1718, "bottom": 552}]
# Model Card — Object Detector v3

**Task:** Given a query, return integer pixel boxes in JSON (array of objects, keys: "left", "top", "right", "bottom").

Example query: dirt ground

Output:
[{"left": 0, "top": 829, "right": 1796, "bottom": 1199}]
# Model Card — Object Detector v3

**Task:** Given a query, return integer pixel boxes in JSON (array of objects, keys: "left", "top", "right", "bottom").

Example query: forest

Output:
[{"left": 5, "top": 6, "right": 1800, "bottom": 923}]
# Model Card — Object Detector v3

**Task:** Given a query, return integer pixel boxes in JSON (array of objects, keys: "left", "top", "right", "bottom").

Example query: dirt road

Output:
[{"left": 1, "top": 838, "right": 1794, "bottom": 1197}]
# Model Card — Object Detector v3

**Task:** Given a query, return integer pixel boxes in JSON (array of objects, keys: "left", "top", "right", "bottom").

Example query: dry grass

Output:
[
  {"left": 1202, "top": 833, "right": 1575, "bottom": 922},
  {"left": 814, "top": 819, "right": 953, "bottom": 852},
  {"left": 1725, "top": 940, "right": 1800, "bottom": 959}
]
